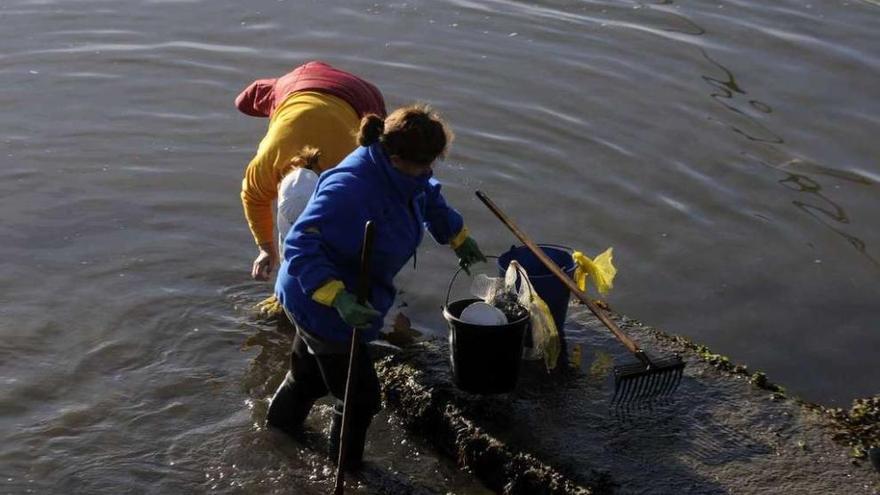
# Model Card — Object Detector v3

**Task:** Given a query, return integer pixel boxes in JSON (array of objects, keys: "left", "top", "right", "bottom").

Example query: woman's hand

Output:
[
  {"left": 454, "top": 237, "right": 487, "bottom": 275},
  {"left": 252, "top": 243, "right": 278, "bottom": 281},
  {"left": 332, "top": 291, "right": 381, "bottom": 328}
]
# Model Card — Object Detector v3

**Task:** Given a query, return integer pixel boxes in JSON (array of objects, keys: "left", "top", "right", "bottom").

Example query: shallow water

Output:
[{"left": 1, "top": 0, "right": 878, "bottom": 492}]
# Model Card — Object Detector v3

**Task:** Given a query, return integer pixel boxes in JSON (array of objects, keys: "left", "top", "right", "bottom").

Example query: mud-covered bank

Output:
[
  {"left": 632, "top": 315, "right": 880, "bottom": 464},
  {"left": 372, "top": 303, "right": 879, "bottom": 494},
  {"left": 376, "top": 346, "right": 597, "bottom": 495}
]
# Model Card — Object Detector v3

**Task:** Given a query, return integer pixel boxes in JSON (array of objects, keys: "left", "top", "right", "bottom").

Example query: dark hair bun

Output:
[
  {"left": 380, "top": 104, "right": 452, "bottom": 164},
  {"left": 357, "top": 114, "right": 385, "bottom": 146}
]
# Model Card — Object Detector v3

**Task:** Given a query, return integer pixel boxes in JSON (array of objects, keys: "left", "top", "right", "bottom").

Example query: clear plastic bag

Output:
[{"left": 470, "top": 273, "right": 505, "bottom": 303}]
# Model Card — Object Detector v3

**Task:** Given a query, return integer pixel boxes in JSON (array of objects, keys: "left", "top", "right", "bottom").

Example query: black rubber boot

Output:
[
  {"left": 329, "top": 406, "right": 372, "bottom": 471},
  {"left": 265, "top": 373, "right": 315, "bottom": 436}
]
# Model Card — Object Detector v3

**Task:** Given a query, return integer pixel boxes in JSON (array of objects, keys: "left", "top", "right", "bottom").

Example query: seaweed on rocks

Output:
[
  {"left": 823, "top": 396, "right": 880, "bottom": 460},
  {"left": 615, "top": 315, "right": 785, "bottom": 393}
]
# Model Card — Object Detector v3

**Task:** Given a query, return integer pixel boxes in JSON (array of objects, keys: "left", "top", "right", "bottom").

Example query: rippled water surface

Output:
[{"left": 1, "top": 0, "right": 878, "bottom": 492}]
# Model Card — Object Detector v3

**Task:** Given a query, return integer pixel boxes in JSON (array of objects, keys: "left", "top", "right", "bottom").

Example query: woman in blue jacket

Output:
[{"left": 268, "top": 104, "right": 485, "bottom": 469}]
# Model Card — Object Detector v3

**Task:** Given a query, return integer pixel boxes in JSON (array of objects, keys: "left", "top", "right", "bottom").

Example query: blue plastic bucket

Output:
[{"left": 498, "top": 244, "right": 575, "bottom": 332}]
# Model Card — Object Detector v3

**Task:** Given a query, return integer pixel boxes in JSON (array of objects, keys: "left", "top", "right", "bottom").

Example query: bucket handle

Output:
[
  {"left": 444, "top": 255, "right": 532, "bottom": 307},
  {"left": 531, "top": 243, "right": 573, "bottom": 255},
  {"left": 445, "top": 255, "right": 499, "bottom": 307},
  {"left": 541, "top": 243, "right": 575, "bottom": 259}
]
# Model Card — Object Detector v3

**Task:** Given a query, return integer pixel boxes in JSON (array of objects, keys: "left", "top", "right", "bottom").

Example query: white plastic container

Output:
[{"left": 459, "top": 301, "right": 508, "bottom": 326}]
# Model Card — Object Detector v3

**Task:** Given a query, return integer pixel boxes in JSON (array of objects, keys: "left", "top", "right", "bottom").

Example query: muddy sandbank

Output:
[{"left": 373, "top": 303, "right": 879, "bottom": 494}]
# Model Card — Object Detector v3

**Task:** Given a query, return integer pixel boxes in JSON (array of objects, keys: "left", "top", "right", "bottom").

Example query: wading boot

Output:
[
  {"left": 329, "top": 407, "right": 372, "bottom": 471},
  {"left": 265, "top": 373, "right": 315, "bottom": 436}
]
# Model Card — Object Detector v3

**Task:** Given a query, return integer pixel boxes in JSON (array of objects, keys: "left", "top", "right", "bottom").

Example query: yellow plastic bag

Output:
[
  {"left": 532, "top": 295, "right": 561, "bottom": 370},
  {"left": 573, "top": 247, "right": 617, "bottom": 296},
  {"left": 505, "top": 261, "right": 561, "bottom": 371}
]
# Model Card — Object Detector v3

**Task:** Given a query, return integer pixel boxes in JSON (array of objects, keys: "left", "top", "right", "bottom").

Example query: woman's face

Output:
[{"left": 390, "top": 156, "right": 434, "bottom": 178}]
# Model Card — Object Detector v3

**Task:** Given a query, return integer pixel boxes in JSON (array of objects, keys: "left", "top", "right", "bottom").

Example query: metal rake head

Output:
[{"left": 612, "top": 354, "right": 685, "bottom": 405}]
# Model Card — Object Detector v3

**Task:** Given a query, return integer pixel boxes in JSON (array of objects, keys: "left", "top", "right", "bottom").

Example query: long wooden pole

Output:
[
  {"left": 475, "top": 191, "right": 647, "bottom": 359},
  {"left": 333, "top": 221, "right": 375, "bottom": 494}
]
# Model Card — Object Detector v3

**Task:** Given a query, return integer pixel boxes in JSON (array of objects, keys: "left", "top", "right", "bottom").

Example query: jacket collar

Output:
[{"left": 368, "top": 143, "right": 431, "bottom": 201}]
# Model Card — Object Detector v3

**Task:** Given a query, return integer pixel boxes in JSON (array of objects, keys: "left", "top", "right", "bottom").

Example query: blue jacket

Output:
[{"left": 275, "top": 143, "right": 464, "bottom": 343}]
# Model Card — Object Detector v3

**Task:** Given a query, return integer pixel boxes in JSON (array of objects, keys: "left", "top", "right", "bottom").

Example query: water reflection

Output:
[
  {"left": 745, "top": 151, "right": 879, "bottom": 267},
  {"left": 698, "top": 45, "right": 877, "bottom": 266},
  {"left": 779, "top": 158, "right": 875, "bottom": 186},
  {"left": 779, "top": 172, "right": 879, "bottom": 267},
  {"left": 700, "top": 49, "right": 783, "bottom": 144},
  {"left": 613, "top": 1, "right": 708, "bottom": 36}
]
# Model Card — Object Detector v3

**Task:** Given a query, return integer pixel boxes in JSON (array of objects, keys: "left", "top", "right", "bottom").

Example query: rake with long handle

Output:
[
  {"left": 334, "top": 220, "right": 375, "bottom": 494},
  {"left": 475, "top": 191, "right": 685, "bottom": 403}
]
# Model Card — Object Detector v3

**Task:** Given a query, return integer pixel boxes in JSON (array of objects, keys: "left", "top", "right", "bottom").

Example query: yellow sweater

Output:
[{"left": 241, "top": 91, "right": 360, "bottom": 247}]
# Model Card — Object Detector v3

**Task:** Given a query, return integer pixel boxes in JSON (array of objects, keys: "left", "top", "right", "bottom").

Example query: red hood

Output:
[
  {"left": 234, "top": 61, "right": 385, "bottom": 119},
  {"left": 234, "top": 78, "right": 277, "bottom": 117}
]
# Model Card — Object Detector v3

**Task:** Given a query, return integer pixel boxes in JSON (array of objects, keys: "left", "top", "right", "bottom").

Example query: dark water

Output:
[{"left": 1, "top": 0, "right": 878, "bottom": 492}]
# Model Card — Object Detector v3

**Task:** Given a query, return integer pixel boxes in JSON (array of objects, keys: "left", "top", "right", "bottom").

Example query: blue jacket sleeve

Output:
[
  {"left": 421, "top": 178, "right": 464, "bottom": 245},
  {"left": 284, "top": 173, "right": 371, "bottom": 295}
]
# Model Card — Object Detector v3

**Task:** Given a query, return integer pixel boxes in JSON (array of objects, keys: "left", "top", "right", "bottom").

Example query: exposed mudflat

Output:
[{"left": 375, "top": 303, "right": 880, "bottom": 494}]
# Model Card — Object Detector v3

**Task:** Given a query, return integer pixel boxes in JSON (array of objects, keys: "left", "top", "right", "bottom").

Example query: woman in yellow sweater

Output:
[{"left": 235, "top": 61, "right": 386, "bottom": 280}]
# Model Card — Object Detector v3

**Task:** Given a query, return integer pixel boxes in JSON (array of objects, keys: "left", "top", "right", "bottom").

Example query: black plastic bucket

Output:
[
  {"left": 443, "top": 298, "right": 529, "bottom": 394},
  {"left": 442, "top": 265, "right": 530, "bottom": 394}
]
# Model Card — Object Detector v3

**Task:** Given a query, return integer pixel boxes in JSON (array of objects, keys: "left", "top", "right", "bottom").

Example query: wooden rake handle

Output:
[{"left": 475, "top": 191, "right": 646, "bottom": 359}]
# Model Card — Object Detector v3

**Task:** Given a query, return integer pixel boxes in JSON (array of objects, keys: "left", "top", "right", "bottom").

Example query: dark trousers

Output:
[{"left": 266, "top": 331, "right": 381, "bottom": 467}]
